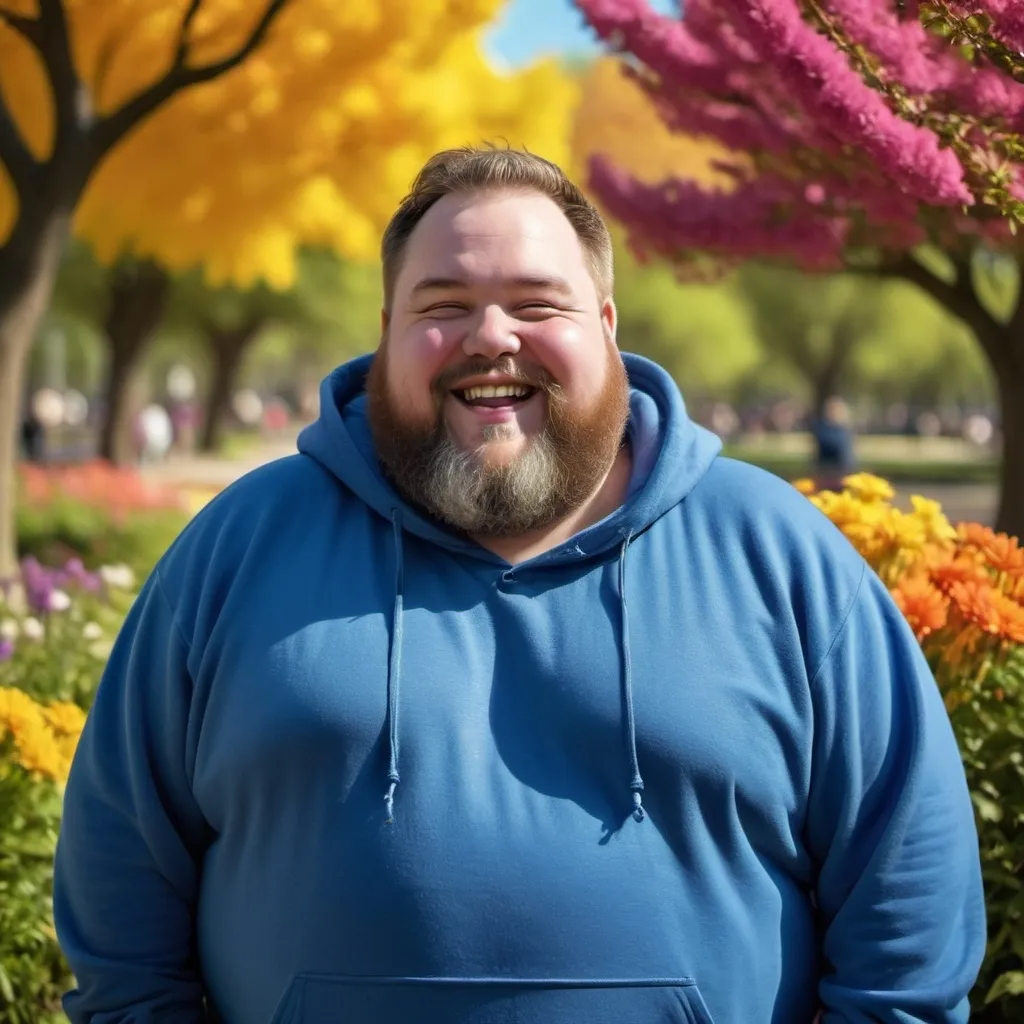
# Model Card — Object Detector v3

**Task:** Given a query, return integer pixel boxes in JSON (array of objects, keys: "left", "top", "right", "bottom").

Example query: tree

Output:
[
  {"left": 571, "top": 54, "right": 731, "bottom": 187},
  {"left": 0, "top": 0, "right": 577, "bottom": 574},
  {"left": 574, "top": 0, "right": 1024, "bottom": 535},
  {"left": 165, "top": 250, "right": 379, "bottom": 452},
  {"left": 736, "top": 268, "right": 887, "bottom": 418}
]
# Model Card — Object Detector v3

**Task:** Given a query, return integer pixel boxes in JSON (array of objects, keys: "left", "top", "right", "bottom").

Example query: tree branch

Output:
[
  {"left": 881, "top": 252, "right": 1015, "bottom": 376},
  {"left": 90, "top": 0, "right": 289, "bottom": 161},
  {"left": 0, "top": 86, "right": 39, "bottom": 196},
  {"left": 0, "top": 5, "right": 43, "bottom": 48},
  {"left": 175, "top": 0, "right": 204, "bottom": 66},
  {"left": 37, "top": 0, "right": 87, "bottom": 139}
]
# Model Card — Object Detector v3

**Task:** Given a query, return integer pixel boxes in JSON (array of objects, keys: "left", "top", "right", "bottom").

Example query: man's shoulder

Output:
[
  {"left": 690, "top": 456, "right": 831, "bottom": 527},
  {"left": 679, "top": 455, "right": 868, "bottom": 591},
  {"left": 154, "top": 454, "right": 356, "bottom": 587}
]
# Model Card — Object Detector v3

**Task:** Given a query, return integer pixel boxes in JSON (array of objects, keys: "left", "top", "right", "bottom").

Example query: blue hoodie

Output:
[{"left": 54, "top": 353, "right": 985, "bottom": 1024}]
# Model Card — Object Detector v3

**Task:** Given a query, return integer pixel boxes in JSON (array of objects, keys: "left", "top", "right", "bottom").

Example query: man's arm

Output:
[
  {"left": 54, "top": 570, "right": 211, "bottom": 1023},
  {"left": 806, "top": 569, "right": 986, "bottom": 1023}
]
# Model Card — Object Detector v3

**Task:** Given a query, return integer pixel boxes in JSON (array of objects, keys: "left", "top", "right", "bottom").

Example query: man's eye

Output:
[{"left": 424, "top": 304, "right": 466, "bottom": 314}]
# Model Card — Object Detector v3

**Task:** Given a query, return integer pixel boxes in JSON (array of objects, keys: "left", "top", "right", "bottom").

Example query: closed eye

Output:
[{"left": 421, "top": 303, "right": 467, "bottom": 316}]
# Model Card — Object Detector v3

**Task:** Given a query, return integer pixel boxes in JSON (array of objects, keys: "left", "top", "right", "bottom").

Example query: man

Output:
[{"left": 55, "top": 147, "right": 985, "bottom": 1023}]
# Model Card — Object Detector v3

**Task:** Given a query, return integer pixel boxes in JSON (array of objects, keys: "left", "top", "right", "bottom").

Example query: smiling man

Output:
[{"left": 55, "top": 147, "right": 984, "bottom": 1024}]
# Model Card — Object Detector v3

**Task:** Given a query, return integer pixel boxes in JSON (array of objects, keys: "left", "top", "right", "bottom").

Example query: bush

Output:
[
  {"left": 798, "top": 474, "right": 1024, "bottom": 1020},
  {"left": 0, "top": 559, "right": 135, "bottom": 1024},
  {"left": 16, "top": 461, "right": 189, "bottom": 579}
]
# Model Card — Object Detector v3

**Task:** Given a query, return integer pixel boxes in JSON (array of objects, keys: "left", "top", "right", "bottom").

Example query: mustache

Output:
[{"left": 433, "top": 358, "right": 558, "bottom": 395}]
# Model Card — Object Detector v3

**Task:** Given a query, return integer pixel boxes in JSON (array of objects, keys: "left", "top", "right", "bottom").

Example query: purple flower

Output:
[
  {"left": 20, "top": 556, "right": 56, "bottom": 615},
  {"left": 63, "top": 557, "right": 102, "bottom": 592},
  {"left": 0, "top": 637, "right": 13, "bottom": 662}
]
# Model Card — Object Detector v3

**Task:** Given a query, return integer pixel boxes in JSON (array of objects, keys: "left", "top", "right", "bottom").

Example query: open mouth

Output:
[{"left": 451, "top": 384, "right": 539, "bottom": 408}]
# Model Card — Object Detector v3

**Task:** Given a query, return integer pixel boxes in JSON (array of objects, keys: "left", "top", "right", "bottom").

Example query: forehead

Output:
[{"left": 396, "top": 190, "right": 589, "bottom": 288}]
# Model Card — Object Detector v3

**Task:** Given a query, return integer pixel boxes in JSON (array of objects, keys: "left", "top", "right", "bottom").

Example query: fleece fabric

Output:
[{"left": 54, "top": 352, "right": 985, "bottom": 1024}]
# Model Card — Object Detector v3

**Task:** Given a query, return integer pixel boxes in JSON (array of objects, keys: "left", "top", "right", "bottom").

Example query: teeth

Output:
[{"left": 461, "top": 384, "right": 532, "bottom": 401}]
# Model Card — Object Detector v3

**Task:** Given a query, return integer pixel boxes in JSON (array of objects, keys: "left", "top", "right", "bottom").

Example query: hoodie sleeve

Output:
[
  {"left": 807, "top": 566, "right": 986, "bottom": 1023},
  {"left": 54, "top": 570, "right": 210, "bottom": 1023}
]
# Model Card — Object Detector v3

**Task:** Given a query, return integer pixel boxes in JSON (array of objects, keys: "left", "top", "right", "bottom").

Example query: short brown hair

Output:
[{"left": 381, "top": 145, "right": 613, "bottom": 310}]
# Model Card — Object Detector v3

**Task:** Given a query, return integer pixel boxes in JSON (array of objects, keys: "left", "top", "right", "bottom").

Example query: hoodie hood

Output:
[{"left": 297, "top": 351, "right": 721, "bottom": 568}]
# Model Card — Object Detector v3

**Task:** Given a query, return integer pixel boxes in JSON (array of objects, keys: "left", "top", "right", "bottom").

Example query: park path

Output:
[{"left": 141, "top": 434, "right": 998, "bottom": 527}]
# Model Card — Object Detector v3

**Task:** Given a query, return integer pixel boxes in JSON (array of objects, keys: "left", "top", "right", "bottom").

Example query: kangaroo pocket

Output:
[{"left": 268, "top": 975, "right": 716, "bottom": 1024}]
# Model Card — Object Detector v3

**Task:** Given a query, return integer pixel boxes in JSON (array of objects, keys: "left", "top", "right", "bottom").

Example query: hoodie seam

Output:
[
  {"left": 807, "top": 560, "right": 867, "bottom": 691},
  {"left": 153, "top": 568, "right": 193, "bottom": 657}
]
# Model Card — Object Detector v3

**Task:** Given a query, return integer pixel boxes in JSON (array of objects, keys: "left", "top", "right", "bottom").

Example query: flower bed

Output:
[
  {"left": 0, "top": 558, "right": 136, "bottom": 1024},
  {"left": 796, "top": 474, "right": 1024, "bottom": 1017}
]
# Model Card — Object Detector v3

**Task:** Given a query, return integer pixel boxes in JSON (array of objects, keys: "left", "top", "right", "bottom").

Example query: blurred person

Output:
[
  {"left": 811, "top": 394, "right": 855, "bottom": 490},
  {"left": 133, "top": 402, "right": 174, "bottom": 465},
  {"left": 55, "top": 147, "right": 984, "bottom": 1024}
]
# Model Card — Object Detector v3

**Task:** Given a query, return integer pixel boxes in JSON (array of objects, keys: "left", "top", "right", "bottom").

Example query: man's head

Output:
[{"left": 367, "top": 145, "right": 630, "bottom": 537}]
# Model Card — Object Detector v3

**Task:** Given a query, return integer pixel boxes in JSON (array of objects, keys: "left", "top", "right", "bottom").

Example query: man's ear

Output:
[{"left": 601, "top": 297, "right": 618, "bottom": 346}]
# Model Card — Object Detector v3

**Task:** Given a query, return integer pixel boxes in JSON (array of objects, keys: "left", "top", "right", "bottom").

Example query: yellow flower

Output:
[
  {"left": 0, "top": 687, "right": 81, "bottom": 783},
  {"left": 909, "top": 495, "right": 958, "bottom": 546},
  {"left": 842, "top": 473, "right": 896, "bottom": 502},
  {"left": 792, "top": 478, "right": 816, "bottom": 496},
  {"left": 42, "top": 701, "right": 87, "bottom": 738}
]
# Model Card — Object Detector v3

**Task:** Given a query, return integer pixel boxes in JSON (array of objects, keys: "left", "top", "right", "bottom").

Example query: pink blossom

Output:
[
  {"left": 589, "top": 156, "right": 849, "bottom": 269},
  {"left": 576, "top": 0, "right": 748, "bottom": 97},
  {"left": 947, "top": 1, "right": 1024, "bottom": 54},
  {"left": 715, "top": 0, "right": 972, "bottom": 206},
  {"left": 827, "top": 0, "right": 1024, "bottom": 127}
]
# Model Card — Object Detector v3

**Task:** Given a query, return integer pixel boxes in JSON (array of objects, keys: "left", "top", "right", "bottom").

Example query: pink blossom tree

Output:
[{"left": 575, "top": 0, "right": 1024, "bottom": 535}]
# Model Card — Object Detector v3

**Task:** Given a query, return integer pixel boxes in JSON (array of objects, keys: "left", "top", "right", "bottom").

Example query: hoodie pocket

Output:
[{"left": 267, "top": 975, "right": 715, "bottom": 1024}]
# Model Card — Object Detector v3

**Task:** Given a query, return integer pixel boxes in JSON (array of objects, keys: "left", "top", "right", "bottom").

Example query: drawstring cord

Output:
[
  {"left": 382, "top": 513, "right": 645, "bottom": 825},
  {"left": 384, "top": 510, "right": 405, "bottom": 822},
  {"left": 619, "top": 531, "right": 646, "bottom": 823}
]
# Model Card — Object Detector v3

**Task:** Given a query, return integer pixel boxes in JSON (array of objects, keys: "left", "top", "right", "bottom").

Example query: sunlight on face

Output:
[{"left": 383, "top": 190, "right": 616, "bottom": 468}]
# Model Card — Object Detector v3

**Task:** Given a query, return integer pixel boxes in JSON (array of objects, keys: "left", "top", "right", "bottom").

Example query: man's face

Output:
[{"left": 367, "top": 189, "right": 630, "bottom": 537}]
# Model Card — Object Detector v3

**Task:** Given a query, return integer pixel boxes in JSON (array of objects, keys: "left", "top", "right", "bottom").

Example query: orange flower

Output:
[
  {"left": 947, "top": 580, "right": 1024, "bottom": 641},
  {"left": 990, "top": 590, "right": 1024, "bottom": 643},
  {"left": 977, "top": 532, "right": 1024, "bottom": 577},
  {"left": 958, "top": 522, "right": 997, "bottom": 550},
  {"left": 930, "top": 554, "right": 989, "bottom": 593},
  {"left": 892, "top": 576, "right": 949, "bottom": 640}
]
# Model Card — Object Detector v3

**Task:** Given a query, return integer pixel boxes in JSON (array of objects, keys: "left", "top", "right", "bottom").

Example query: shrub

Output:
[
  {"left": 797, "top": 474, "right": 1024, "bottom": 1020},
  {"left": 16, "top": 461, "right": 189, "bottom": 579},
  {"left": 0, "top": 560, "right": 135, "bottom": 1024}
]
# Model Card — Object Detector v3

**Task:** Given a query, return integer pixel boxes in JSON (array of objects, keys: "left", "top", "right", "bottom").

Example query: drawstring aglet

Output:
[
  {"left": 632, "top": 790, "right": 646, "bottom": 823},
  {"left": 384, "top": 781, "right": 397, "bottom": 823}
]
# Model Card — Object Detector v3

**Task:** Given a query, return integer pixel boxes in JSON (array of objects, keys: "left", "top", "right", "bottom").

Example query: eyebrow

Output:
[{"left": 411, "top": 275, "right": 575, "bottom": 296}]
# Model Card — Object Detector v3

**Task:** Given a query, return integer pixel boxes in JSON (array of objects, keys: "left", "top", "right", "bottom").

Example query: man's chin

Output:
[{"left": 453, "top": 436, "right": 531, "bottom": 471}]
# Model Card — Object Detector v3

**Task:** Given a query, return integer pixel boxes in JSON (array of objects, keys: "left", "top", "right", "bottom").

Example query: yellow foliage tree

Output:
[
  {"left": 571, "top": 55, "right": 731, "bottom": 191},
  {"left": 0, "top": 0, "right": 577, "bottom": 575}
]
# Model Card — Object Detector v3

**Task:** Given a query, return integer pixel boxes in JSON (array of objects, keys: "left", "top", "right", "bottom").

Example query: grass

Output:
[{"left": 724, "top": 433, "right": 999, "bottom": 485}]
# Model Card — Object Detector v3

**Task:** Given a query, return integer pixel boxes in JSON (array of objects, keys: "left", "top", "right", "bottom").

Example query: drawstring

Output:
[
  {"left": 384, "top": 510, "right": 405, "bottom": 822},
  {"left": 381, "top": 513, "right": 644, "bottom": 825},
  {"left": 619, "top": 531, "right": 646, "bottom": 823}
]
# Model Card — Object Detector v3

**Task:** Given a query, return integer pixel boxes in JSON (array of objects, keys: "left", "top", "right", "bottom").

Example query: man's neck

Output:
[{"left": 471, "top": 443, "right": 633, "bottom": 566}]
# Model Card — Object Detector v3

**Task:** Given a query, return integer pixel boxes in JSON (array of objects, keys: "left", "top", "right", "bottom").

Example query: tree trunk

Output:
[
  {"left": 0, "top": 210, "right": 73, "bottom": 577},
  {"left": 199, "top": 320, "right": 264, "bottom": 453},
  {"left": 995, "top": 374, "right": 1024, "bottom": 537},
  {"left": 97, "top": 261, "right": 170, "bottom": 464}
]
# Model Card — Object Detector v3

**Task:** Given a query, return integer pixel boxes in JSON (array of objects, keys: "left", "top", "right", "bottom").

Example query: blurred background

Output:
[{"left": 3, "top": 0, "right": 1003, "bottom": 537}]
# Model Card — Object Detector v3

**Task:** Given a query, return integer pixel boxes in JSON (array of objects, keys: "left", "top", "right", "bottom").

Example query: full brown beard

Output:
[{"left": 366, "top": 341, "right": 630, "bottom": 537}]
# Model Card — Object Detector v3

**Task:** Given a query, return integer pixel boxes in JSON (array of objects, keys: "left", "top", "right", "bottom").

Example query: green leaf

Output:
[
  {"left": 0, "top": 964, "right": 13, "bottom": 1004},
  {"left": 985, "top": 971, "right": 1024, "bottom": 1003}
]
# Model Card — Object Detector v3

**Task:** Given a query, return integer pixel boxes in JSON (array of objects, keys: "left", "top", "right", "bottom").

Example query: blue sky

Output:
[{"left": 486, "top": 0, "right": 677, "bottom": 68}]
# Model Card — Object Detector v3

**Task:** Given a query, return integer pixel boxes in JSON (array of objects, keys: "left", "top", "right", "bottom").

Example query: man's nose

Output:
[{"left": 463, "top": 305, "right": 521, "bottom": 360}]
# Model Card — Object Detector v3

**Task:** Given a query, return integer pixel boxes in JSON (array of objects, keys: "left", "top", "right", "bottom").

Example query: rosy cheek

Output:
[{"left": 520, "top": 321, "right": 591, "bottom": 385}]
